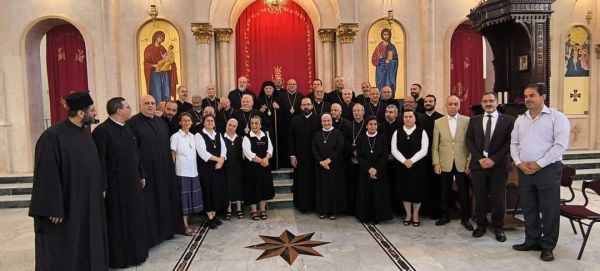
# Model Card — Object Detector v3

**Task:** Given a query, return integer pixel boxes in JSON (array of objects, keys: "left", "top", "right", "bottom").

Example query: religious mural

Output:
[
  {"left": 368, "top": 19, "right": 405, "bottom": 99},
  {"left": 138, "top": 20, "right": 181, "bottom": 103},
  {"left": 563, "top": 25, "right": 590, "bottom": 115}
]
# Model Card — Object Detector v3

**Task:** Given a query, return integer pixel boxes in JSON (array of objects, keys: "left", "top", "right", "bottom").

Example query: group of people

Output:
[{"left": 28, "top": 76, "right": 570, "bottom": 270}]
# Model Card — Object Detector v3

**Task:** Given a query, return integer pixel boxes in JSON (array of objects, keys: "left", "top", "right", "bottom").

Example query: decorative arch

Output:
[
  {"left": 137, "top": 19, "right": 182, "bottom": 102},
  {"left": 562, "top": 25, "right": 591, "bottom": 115},
  {"left": 22, "top": 16, "right": 94, "bottom": 157},
  {"left": 367, "top": 18, "right": 406, "bottom": 99},
  {"left": 235, "top": 1, "right": 315, "bottom": 95}
]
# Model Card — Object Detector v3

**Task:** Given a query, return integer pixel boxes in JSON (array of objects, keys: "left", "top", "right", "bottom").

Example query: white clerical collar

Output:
[
  {"left": 109, "top": 116, "right": 125, "bottom": 126},
  {"left": 249, "top": 130, "right": 266, "bottom": 138},
  {"left": 426, "top": 111, "right": 435, "bottom": 116},
  {"left": 304, "top": 112, "right": 313, "bottom": 118},
  {"left": 322, "top": 126, "right": 334, "bottom": 132},
  {"left": 367, "top": 131, "right": 378, "bottom": 137},
  {"left": 386, "top": 119, "right": 396, "bottom": 124}
]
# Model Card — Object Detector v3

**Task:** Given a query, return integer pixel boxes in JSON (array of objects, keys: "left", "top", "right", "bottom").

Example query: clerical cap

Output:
[{"left": 65, "top": 91, "right": 94, "bottom": 111}]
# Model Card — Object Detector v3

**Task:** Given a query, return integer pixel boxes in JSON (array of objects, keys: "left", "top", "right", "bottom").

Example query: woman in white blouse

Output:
[
  {"left": 195, "top": 114, "right": 228, "bottom": 229},
  {"left": 170, "top": 113, "right": 203, "bottom": 235},
  {"left": 242, "top": 116, "right": 274, "bottom": 220},
  {"left": 391, "top": 109, "right": 429, "bottom": 227}
]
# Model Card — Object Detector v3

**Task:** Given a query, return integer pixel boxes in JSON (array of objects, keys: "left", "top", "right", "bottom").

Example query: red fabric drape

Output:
[
  {"left": 46, "top": 24, "right": 88, "bottom": 124},
  {"left": 450, "top": 23, "right": 484, "bottom": 116},
  {"left": 236, "top": 1, "right": 315, "bottom": 96}
]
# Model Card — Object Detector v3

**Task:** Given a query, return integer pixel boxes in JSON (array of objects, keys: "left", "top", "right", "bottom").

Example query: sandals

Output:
[
  {"left": 237, "top": 210, "right": 245, "bottom": 219},
  {"left": 412, "top": 221, "right": 421, "bottom": 227},
  {"left": 319, "top": 214, "right": 326, "bottom": 219},
  {"left": 184, "top": 226, "right": 196, "bottom": 236},
  {"left": 260, "top": 211, "right": 268, "bottom": 220},
  {"left": 329, "top": 215, "right": 336, "bottom": 220},
  {"left": 224, "top": 212, "right": 232, "bottom": 221},
  {"left": 251, "top": 212, "right": 260, "bottom": 221},
  {"left": 403, "top": 220, "right": 411, "bottom": 226}
]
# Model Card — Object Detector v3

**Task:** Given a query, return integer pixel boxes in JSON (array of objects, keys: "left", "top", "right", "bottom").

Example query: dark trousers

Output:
[
  {"left": 518, "top": 162, "right": 562, "bottom": 250},
  {"left": 471, "top": 168, "right": 507, "bottom": 228},
  {"left": 440, "top": 164, "right": 470, "bottom": 222}
]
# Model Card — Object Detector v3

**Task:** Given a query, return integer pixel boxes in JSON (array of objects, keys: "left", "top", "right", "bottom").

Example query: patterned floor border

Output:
[
  {"left": 362, "top": 222, "right": 417, "bottom": 271},
  {"left": 172, "top": 218, "right": 209, "bottom": 271}
]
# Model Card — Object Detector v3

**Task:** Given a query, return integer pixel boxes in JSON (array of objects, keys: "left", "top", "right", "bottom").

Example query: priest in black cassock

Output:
[
  {"left": 380, "top": 104, "right": 401, "bottom": 213},
  {"left": 233, "top": 94, "right": 268, "bottom": 136},
  {"left": 354, "top": 81, "right": 371, "bottom": 105},
  {"left": 311, "top": 85, "right": 331, "bottom": 116},
  {"left": 326, "top": 77, "right": 355, "bottom": 105},
  {"left": 288, "top": 97, "right": 320, "bottom": 212},
  {"left": 228, "top": 76, "right": 256, "bottom": 110},
  {"left": 216, "top": 97, "right": 235, "bottom": 133},
  {"left": 175, "top": 86, "right": 193, "bottom": 117},
  {"left": 201, "top": 83, "right": 220, "bottom": 109},
  {"left": 331, "top": 103, "right": 351, "bottom": 135},
  {"left": 162, "top": 100, "right": 180, "bottom": 135},
  {"left": 381, "top": 86, "right": 401, "bottom": 109},
  {"left": 356, "top": 117, "right": 393, "bottom": 224},
  {"left": 256, "top": 81, "right": 281, "bottom": 168},
  {"left": 188, "top": 95, "right": 204, "bottom": 134},
  {"left": 344, "top": 103, "right": 366, "bottom": 215},
  {"left": 29, "top": 91, "right": 109, "bottom": 271},
  {"left": 127, "top": 95, "right": 183, "bottom": 246},
  {"left": 277, "top": 79, "right": 302, "bottom": 168},
  {"left": 93, "top": 97, "right": 149, "bottom": 268},
  {"left": 422, "top": 94, "right": 444, "bottom": 218},
  {"left": 312, "top": 113, "right": 346, "bottom": 219},
  {"left": 340, "top": 89, "right": 356, "bottom": 121},
  {"left": 365, "top": 87, "right": 387, "bottom": 123}
]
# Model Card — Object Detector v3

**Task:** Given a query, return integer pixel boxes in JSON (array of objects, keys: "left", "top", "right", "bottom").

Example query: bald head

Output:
[
  {"left": 140, "top": 95, "right": 156, "bottom": 117},
  {"left": 445, "top": 95, "right": 461, "bottom": 116}
]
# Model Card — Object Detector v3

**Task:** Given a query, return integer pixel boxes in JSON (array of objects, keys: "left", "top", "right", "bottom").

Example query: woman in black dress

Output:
[
  {"left": 391, "top": 109, "right": 429, "bottom": 227},
  {"left": 256, "top": 81, "right": 281, "bottom": 169},
  {"left": 242, "top": 115, "right": 275, "bottom": 220},
  {"left": 355, "top": 116, "right": 393, "bottom": 224},
  {"left": 312, "top": 113, "right": 346, "bottom": 219},
  {"left": 223, "top": 118, "right": 244, "bottom": 219},
  {"left": 195, "top": 114, "right": 228, "bottom": 229}
]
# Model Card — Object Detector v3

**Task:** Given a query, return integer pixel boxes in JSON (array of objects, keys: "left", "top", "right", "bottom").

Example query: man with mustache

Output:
[{"left": 410, "top": 83, "right": 426, "bottom": 114}]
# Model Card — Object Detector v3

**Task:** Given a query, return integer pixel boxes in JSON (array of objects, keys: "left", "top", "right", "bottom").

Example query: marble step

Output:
[
  {"left": 562, "top": 158, "right": 600, "bottom": 170},
  {"left": 563, "top": 150, "right": 600, "bottom": 160},
  {"left": 0, "top": 174, "right": 33, "bottom": 184},
  {"left": 0, "top": 183, "right": 32, "bottom": 196},
  {"left": 272, "top": 168, "right": 293, "bottom": 180},
  {"left": 573, "top": 168, "right": 600, "bottom": 181},
  {"left": 273, "top": 178, "right": 292, "bottom": 194},
  {"left": 267, "top": 192, "right": 293, "bottom": 209},
  {"left": 0, "top": 194, "right": 31, "bottom": 209}
]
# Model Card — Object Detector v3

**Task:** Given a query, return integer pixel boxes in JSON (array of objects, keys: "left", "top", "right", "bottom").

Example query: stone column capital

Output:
[
  {"left": 214, "top": 28, "right": 233, "bottom": 43},
  {"left": 191, "top": 23, "right": 214, "bottom": 44},
  {"left": 317, "top": 28, "right": 336, "bottom": 43},
  {"left": 336, "top": 23, "right": 359, "bottom": 44}
]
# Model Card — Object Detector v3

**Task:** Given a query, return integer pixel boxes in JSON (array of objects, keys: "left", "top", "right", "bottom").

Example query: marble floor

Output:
[{"left": 1, "top": 186, "right": 599, "bottom": 271}]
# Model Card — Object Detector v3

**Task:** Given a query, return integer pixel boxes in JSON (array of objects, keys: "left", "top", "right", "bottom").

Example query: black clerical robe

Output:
[
  {"left": 380, "top": 119, "right": 401, "bottom": 210},
  {"left": 277, "top": 91, "right": 302, "bottom": 168},
  {"left": 356, "top": 133, "right": 393, "bottom": 223},
  {"left": 354, "top": 93, "right": 370, "bottom": 105},
  {"left": 422, "top": 111, "right": 444, "bottom": 218},
  {"left": 29, "top": 119, "right": 108, "bottom": 271},
  {"left": 176, "top": 100, "right": 193, "bottom": 117},
  {"left": 416, "top": 97, "right": 426, "bottom": 114},
  {"left": 201, "top": 97, "right": 220, "bottom": 110},
  {"left": 187, "top": 108, "right": 203, "bottom": 134},
  {"left": 216, "top": 108, "right": 235, "bottom": 134},
  {"left": 288, "top": 113, "right": 321, "bottom": 211},
  {"left": 340, "top": 101, "right": 355, "bottom": 121},
  {"left": 161, "top": 115, "right": 180, "bottom": 135},
  {"left": 325, "top": 89, "right": 354, "bottom": 105},
  {"left": 344, "top": 119, "right": 366, "bottom": 214},
  {"left": 256, "top": 94, "right": 282, "bottom": 168},
  {"left": 365, "top": 102, "right": 387, "bottom": 123},
  {"left": 232, "top": 108, "right": 268, "bottom": 136},
  {"left": 312, "top": 128, "right": 346, "bottom": 215},
  {"left": 93, "top": 118, "right": 149, "bottom": 268},
  {"left": 127, "top": 113, "right": 182, "bottom": 246},
  {"left": 312, "top": 100, "right": 331, "bottom": 116},
  {"left": 228, "top": 89, "right": 256, "bottom": 110}
]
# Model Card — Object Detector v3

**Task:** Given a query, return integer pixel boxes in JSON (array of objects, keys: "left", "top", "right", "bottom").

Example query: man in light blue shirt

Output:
[{"left": 510, "top": 83, "right": 570, "bottom": 262}]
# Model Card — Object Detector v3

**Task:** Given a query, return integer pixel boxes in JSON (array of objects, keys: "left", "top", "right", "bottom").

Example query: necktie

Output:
[{"left": 484, "top": 114, "right": 492, "bottom": 154}]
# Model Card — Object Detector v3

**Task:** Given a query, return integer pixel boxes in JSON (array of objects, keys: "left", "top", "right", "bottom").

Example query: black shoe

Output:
[
  {"left": 461, "top": 221, "right": 474, "bottom": 231},
  {"left": 435, "top": 218, "right": 450, "bottom": 226},
  {"left": 207, "top": 219, "right": 218, "bottom": 229},
  {"left": 494, "top": 228, "right": 506, "bottom": 242},
  {"left": 540, "top": 250, "right": 554, "bottom": 261},
  {"left": 214, "top": 218, "right": 223, "bottom": 226},
  {"left": 472, "top": 227, "right": 486, "bottom": 238},
  {"left": 512, "top": 242, "right": 542, "bottom": 251}
]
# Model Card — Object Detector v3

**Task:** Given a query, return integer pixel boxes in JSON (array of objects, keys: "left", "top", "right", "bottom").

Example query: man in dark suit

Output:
[{"left": 466, "top": 91, "right": 515, "bottom": 242}]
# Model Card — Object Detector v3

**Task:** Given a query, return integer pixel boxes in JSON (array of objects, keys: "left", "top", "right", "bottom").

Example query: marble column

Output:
[
  {"left": 214, "top": 28, "right": 233, "bottom": 94},
  {"left": 0, "top": 69, "right": 9, "bottom": 173},
  {"left": 337, "top": 23, "right": 359, "bottom": 92},
  {"left": 420, "top": 0, "right": 436, "bottom": 97},
  {"left": 191, "top": 23, "right": 213, "bottom": 97},
  {"left": 318, "top": 29, "right": 336, "bottom": 91}
]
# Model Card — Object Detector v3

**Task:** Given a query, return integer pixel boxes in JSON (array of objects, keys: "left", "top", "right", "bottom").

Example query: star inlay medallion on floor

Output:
[{"left": 246, "top": 230, "right": 330, "bottom": 265}]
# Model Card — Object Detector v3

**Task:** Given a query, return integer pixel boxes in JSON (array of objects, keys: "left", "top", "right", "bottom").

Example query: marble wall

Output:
[{"left": 0, "top": 0, "right": 598, "bottom": 173}]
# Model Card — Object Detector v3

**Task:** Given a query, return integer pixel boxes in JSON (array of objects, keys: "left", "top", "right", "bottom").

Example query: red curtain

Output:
[
  {"left": 450, "top": 23, "right": 484, "bottom": 116},
  {"left": 46, "top": 24, "right": 89, "bottom": 124},
  {"left": 236, "top": 1, "right": 315, "bottom": 96}
]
